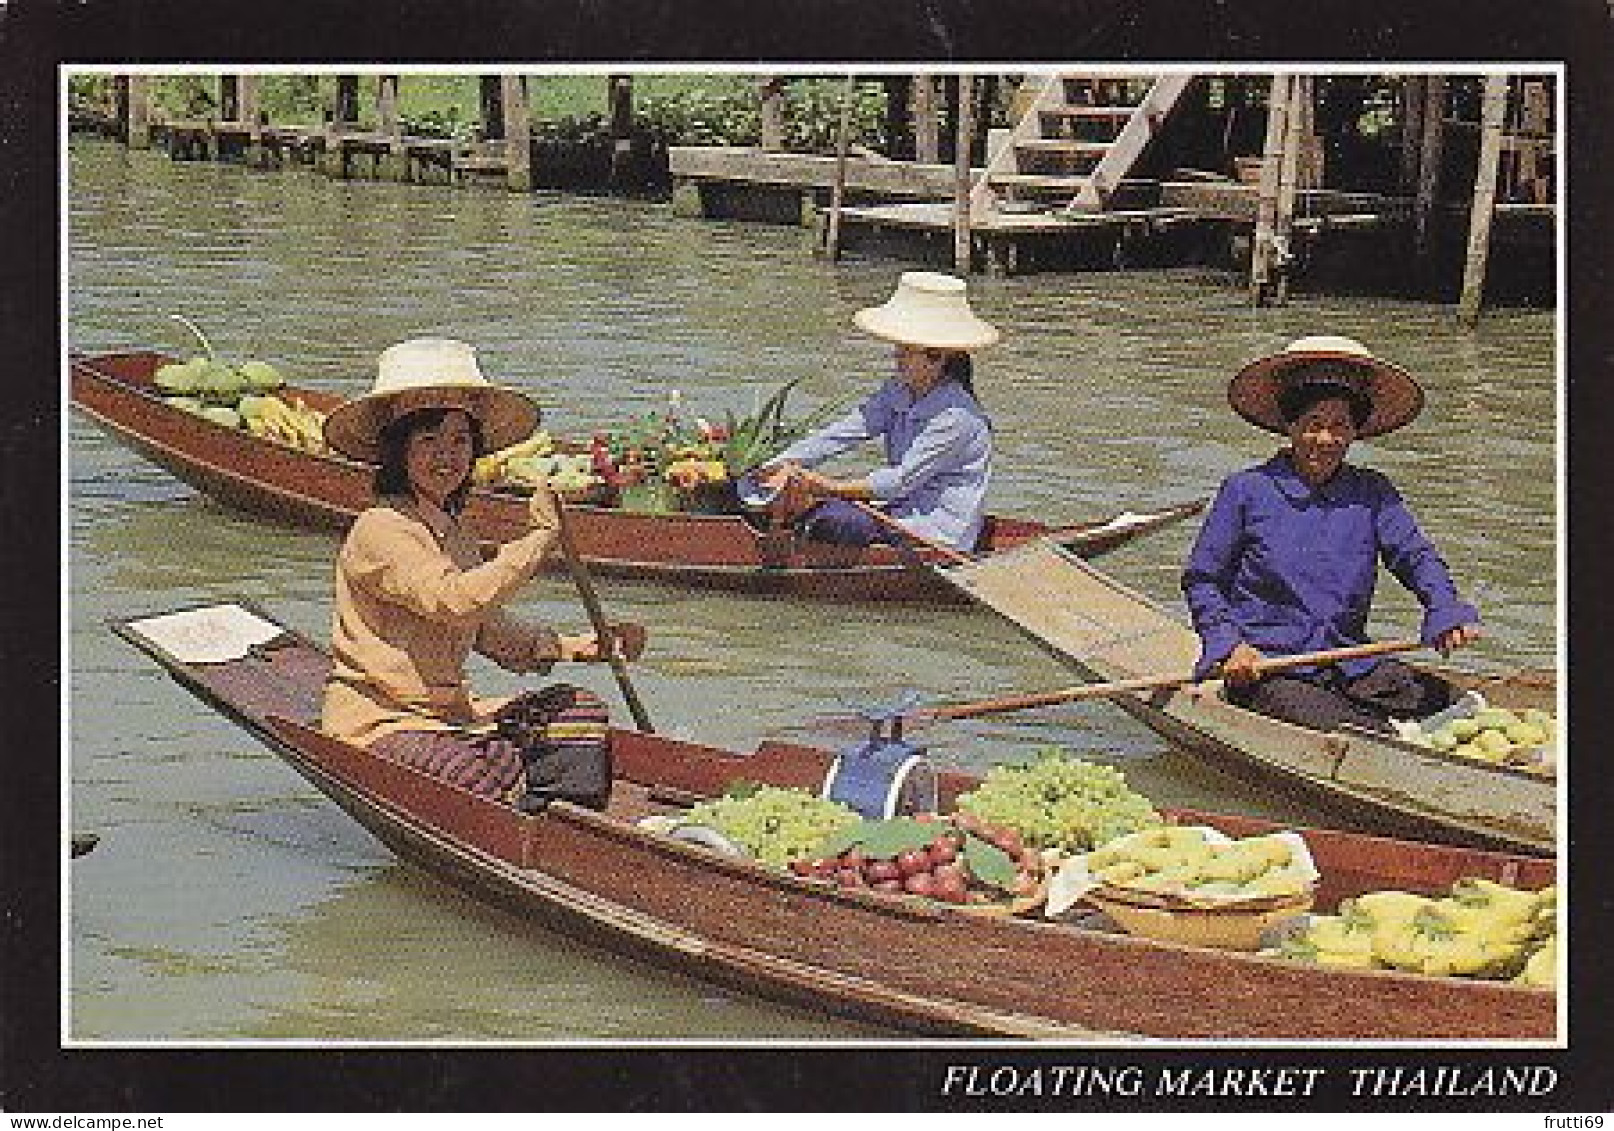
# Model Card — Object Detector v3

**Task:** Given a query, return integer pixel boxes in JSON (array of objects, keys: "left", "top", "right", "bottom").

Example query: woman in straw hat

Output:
[
  {"left": 1180, "top": 335, "right": 1481, "bottom": 734},
  {"left": 320, "top": 338, "right": 644, "bottom": 812},
  {"left": 748, "top": 271, "right": 1000, "bottom": 551}
]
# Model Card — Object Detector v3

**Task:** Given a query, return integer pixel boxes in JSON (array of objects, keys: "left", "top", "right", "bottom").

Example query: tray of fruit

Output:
[{"left": 1392, "top": 695, "right": 1556, "bottom": 778}]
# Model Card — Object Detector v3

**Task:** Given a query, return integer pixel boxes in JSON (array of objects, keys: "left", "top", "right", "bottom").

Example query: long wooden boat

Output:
[
  {"left": 111, "top": 601, "right": 1557, "bottom": 1040},
  {"left": 935, "top": 538, "right": 1558, "bottom": 856},
  {"left": 71, "top": 350, "right": 1203, "bottom": 603}
]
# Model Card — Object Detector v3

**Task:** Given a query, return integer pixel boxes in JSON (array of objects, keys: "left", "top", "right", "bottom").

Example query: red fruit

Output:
[
  {"left": 865, "top": 859, "right": 902, "bottom": 883},
  {"left": 932, "top": 872, "right": 969, "bottom": 903},
  {"left": 835, "top": 868, "right": 866, "bottom": 888},
  {"left": 903, "top": 872, "right": 936, "bottom": 897},
  {"left": 841, "top": 849, "right": 867, "bottom": 870},
  {"left": 952, "top": 812, "right": 983, "bottom": 835},
  {"left": 896, "top": 850, "right": 931, "bottom": 877},
  {"left": 788, "top": 860, "right": 813, "bottom": 876},
  {"left": 872, "top": 878, "right": 905, "bottom": 894},
  {"left": 926, "top": 838, "right": 958, "bottom": 868},
  {"left": 913, "top": 812, "right": 937, "bottom": 823},
  {"left": 809, "top": 860, "right": 837, "bottom": 879},
  {"left": 1012, "top": 870, "right": 1040, "bottom": 897}
]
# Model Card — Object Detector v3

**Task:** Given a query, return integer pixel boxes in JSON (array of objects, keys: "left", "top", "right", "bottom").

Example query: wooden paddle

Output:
[
  {"left": 923, "top": 637, "right": 1427, "bottom": 723},
  {"left": 554, "top": 503, "right": 655, "bottom": 734}
]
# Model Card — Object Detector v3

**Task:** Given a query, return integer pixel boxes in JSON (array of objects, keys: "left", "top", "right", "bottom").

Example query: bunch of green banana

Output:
[
  {"left": 1267, "top": 878, "right": 1556, "bottom": 985},
  {"left": 473, "top": 430, "right": 554, "bottom": 486}
]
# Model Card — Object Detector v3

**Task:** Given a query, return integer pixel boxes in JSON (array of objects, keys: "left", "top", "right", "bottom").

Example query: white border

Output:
[{"left": 61, "top": 63, "right": 1569, "bottom": 1052}]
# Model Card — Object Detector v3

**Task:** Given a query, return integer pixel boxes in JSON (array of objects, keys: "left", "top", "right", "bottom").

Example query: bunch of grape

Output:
[
  {"left": 683, "top": 786, "right": 861, "bottom": 867},
  {"left": 954, "top": 749, "right": 1161, "bottom": 854}
]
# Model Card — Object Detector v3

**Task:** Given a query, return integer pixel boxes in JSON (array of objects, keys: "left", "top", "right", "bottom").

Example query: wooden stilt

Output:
[
  {"left": 502, "top": 75, "right": 532, "bottom": 192},
  {"left": 758, "top": 76, "right": 786, "bottom": 151},
  {"left": 1458, "top": 74, "right": 1510, "bottom": 327},
  {"left": 607, "top": 75, "right": 634, "bottom": 185},
  {"left": 1273, "top": 75, "right": 1307, "bottom": 304},
  {"left": 1249, "top": 74, "right": 1291, "bottom": 304},
  {"left": 376, "top": 74, "right": 403, "bottom": 180},
  {"left": 1413, "top": 76, "right": 1448, "bottom": 264},
  {"left": 1398, "top": 75, "right": 1427, "bottom": 194},
  {"left": 824, "top": 76, "right": 856, "bottom": 261},
  {"left": 913, "top": 74, "right": 940, "bottom": 164},
  {"left": 124, "top": 74, "right": 152, "bottom": 149},
  {"left": 953, "top": 74, "right": 976, "bottom": 274}
]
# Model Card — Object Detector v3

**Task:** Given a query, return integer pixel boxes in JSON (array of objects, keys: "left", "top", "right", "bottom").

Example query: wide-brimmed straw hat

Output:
[
  {"left": 323, "top": 338, "right": 541, "bottom": 464},
  {"left": 853, "top": 271, "right": 1001, "bottom": 351},
  {"left": 1228, "top": 335, "right": 1424, "bottom": 438}
]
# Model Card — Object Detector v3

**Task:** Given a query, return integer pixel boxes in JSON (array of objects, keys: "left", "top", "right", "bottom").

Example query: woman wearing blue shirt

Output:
[
  {"left": 751, "top": 272, "right": 999, "bottom": 551},
  {"left": 1182, "top": 335, "right": 1482, "bottom": 733}
]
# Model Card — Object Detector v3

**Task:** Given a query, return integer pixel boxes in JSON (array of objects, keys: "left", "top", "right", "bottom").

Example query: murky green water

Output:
[{"left": 66, "top": 135, "right": 1557, "bottom": 1042}]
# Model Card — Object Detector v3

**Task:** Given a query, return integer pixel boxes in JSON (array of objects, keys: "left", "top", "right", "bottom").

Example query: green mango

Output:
[
  {"left": 1450, "top": 718, "right": 1482, "bottom": 741},
  {"left": 238, "top": 360, "right": 285, "bottom": 391},
  {"left": 194, "top": 360, "right": 247, "bottom": 406},
  {"left": 1475, "top": 729, "right": 1513, "bottom": 756},
  {"left": 1475, "top": 708, "right": 1519, "bottom": 731},
  {"left": 163, "top": 395, "right": 205, "bottom": 414},
  {"left": 1505, "top": 723, "right": 1548, "bottom": 748},
  {"left": 1429, "top": 730, "right": 1460, "bottom": 753},
  {"left": 154, "top": 360, "right": 202, "bottom": 394}
]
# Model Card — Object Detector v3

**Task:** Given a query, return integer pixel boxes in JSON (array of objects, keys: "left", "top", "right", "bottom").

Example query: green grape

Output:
[
  {"left": 955, "top": 747, "right": 1161, "bottom": 853},
  {"left": 685, "top": 786, "right": 861, "bottom": 867}
]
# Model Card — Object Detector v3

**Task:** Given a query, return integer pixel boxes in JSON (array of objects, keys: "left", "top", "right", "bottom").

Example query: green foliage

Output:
[
  {"left": 959, "top": 835, "right": 1017, "bottom": 891},
  {"left": 720, "top": 379, "right": 840, "bottom": 475},
  {"left": 814, "top": 817, "right": 938, "bottom": 860}
]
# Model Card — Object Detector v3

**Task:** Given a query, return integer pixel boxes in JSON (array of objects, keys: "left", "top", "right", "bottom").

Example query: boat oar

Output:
[
  {"left": 553, "top": 503, "right": 655, "bottom": 734},
  {"left": 923, "top": 637, "right": 1427, "bottom": 723},
  {"left": 851, "top": 501, "right": 972, "bottom": 566}
]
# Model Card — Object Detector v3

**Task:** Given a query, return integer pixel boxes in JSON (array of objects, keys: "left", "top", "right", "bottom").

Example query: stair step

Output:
[
  {"left": 1015, "top": 139, "right": 1112, "bottom": 157},
  {"left": 987, "top": 172, "right": 1091, "bottom": 193},
  {"left": 1038, "top": 105, "right": 1136, "bottom": 121}
]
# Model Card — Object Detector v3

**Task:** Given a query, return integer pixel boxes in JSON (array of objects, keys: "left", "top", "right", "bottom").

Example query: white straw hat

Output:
[
  {"left": 323, "top": 338, "right": 541, "bottom": 463},
  {"left": 853, "top": 271, "right": 1001, "bottom": 351},
  {"left": 1228, "top": 334, "right": 1424, "bottom": 438}
]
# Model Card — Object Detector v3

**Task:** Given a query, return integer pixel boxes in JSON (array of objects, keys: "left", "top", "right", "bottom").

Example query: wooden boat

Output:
[
  {"left": 70, "top": 350, "right": 1203, "bottom": 603},
  {"left": 111, "top": 600, "right": 1556, "bottom": 1040},
  {"left": 935, "top": 538, "right": 1558, "bottom": 856}
]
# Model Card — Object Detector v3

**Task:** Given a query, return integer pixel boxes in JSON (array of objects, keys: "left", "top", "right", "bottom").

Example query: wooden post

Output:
[
  {"left": 376, "top": 74, "right": 404, "bottom": 180},
  {"left": 1398, "top": 76, "right": 1427, "bottom": 194},
  {"left": 823, "top": 76, "right": 856, "bottom": 261},
  {"left": 1413, "top": 76, "right": 1448, "bottom": 264},
  {"left": 913, "top": 74, "right": 940, "bottom": 164},
  {"left": 123, "top": 74, "right": 152, "bottom": 149},
  {"left": 1273, "top": 75, "right": 1307, "bottom": 304},
  {"left": 1249, "top": 74, "right": 1291, "bottom": 304},
  {"left": 502, "top": 74, "right": 532, "bottom": 192},
  {"left": 758, "top": 76, "right": 786, "bottom": 151},
  {"left": 1458, "top": 74, "right": 1510, "bottom": 327},
  {"left": 607, "top": 74, "right": 634, "bottom": 185},
  {"left": 479, "top": 76, "right": 504, "bottom": 138},
  {"left": 952, "top": 74, "right": 976, "bottom": 274}
]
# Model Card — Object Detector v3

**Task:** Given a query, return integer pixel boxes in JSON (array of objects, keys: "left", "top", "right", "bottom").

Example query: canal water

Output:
[{"left": 65, "top": 135, "right": 1558, "bottom": 1042}]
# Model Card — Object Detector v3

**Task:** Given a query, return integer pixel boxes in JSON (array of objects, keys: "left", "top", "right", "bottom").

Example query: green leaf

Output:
[
  {"left": 961, "top": 835, "right": 1018, "bottom": 891},
  {"left": 812, "top": 817, "right": 939, "bottom": 860}
]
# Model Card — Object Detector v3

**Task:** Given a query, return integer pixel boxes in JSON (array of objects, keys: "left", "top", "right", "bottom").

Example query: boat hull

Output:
[
  {"left": 936, "top": 539, "right": 1557, "bottom": 855},
  {"left": 71, "top": 350, "right": 1200, "bottom": 603},
  {"left": 113, "top": 604, "right": 1557, "bottom": 1040}
]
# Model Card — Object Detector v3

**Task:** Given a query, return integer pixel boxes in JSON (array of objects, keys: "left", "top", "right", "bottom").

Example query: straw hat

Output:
[
  {"left": 1228, "top": 335, "right": 1424, "bottom": 438},
  {"left": 853, "top": 271, "right": 1001, "bottom": 351},
  {"left": 323, "top": 338, "right": 540, "bottom": 463}
]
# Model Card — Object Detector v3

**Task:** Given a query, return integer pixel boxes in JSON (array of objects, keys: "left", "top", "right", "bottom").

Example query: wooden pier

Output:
[{"left": 73, "top": 71, "right": 1557, "bottom": 315}]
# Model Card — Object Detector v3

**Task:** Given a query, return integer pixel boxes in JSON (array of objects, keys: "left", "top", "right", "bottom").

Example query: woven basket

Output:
[
  {"left": 1086, "top": 885, "right": 1314, "bottom": 951},
  {"left": 954, "top": 879, "right": 1047, "bottom": 919}
]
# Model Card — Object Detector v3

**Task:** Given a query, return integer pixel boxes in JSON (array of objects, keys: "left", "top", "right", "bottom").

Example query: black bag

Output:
[{"left": 493, "top": 685, "right": 613, "bottom": 812}]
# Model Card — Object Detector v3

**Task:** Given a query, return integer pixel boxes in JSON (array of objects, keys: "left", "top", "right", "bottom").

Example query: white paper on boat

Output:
[
  {"left": 1044, "top": 825, "right": 1320, "bottom": 919},
  {"left": 125, "top": 603, "right": 285, "bottom": 665}
]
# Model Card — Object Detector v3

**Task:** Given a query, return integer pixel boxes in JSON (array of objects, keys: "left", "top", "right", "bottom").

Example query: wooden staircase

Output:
[{"left": 972, "top": 74, "right": 1196, "bottom": 215}]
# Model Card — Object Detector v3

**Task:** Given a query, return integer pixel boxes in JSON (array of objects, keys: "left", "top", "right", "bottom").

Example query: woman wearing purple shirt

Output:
[
  {"left": 1181, "top": 335, "right": 1482, "bottom": 734},
  {"left": 751, "top": 272, "right": 999, "bottom": 551}
]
